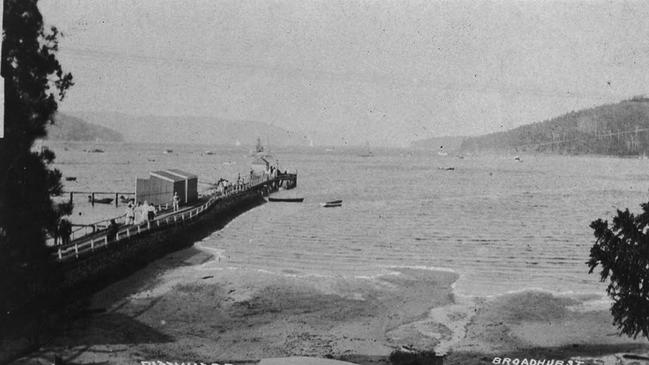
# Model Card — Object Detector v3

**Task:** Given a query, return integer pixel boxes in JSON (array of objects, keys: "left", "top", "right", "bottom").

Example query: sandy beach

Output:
[
  {"left": 12, "top": 244, "right": 456, "bottom": 364},
  {"left": 11, "top": 242, "right": 649, "bottom": 365}
]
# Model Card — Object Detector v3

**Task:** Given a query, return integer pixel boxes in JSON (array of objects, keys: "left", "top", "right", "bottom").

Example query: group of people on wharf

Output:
[
  {"left": 54, "top": 218, "right": 72, "bottom": 246},
  {"left": 124, "top": 199, "right": 165, "bottom": 225}
]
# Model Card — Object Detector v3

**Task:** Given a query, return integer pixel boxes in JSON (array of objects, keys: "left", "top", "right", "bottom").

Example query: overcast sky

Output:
[{"left": 39, "top": 0, "right": 649, "bottom": 146}]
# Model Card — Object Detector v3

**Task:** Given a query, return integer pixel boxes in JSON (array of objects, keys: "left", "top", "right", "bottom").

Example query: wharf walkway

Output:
[{"left": 54, "top": 172, "right": 297, "bottom": 262}]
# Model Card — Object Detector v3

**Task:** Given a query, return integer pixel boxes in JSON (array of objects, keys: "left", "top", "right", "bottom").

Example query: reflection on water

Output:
[{"left": 52, "top": 141, "right": 648, "bottom": 296}]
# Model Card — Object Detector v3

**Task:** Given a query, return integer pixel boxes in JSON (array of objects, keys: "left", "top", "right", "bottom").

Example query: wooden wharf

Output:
[{"left": 54, "top": 172, "right": 297, "bottom": 287}]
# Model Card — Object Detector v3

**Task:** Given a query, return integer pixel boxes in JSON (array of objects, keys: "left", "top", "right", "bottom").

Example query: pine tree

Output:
[
  {"left": 0, "top": 0, "right": 73, "bottom": 314},
  {"left": 588, "top": 203, "right": 649, "bottom": 339}
]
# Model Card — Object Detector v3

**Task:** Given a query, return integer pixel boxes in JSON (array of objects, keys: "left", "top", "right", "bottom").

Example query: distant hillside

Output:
[
  {"left": 410, "top": 135, "right": 466, "bottom": 152},
  {"left": 47, "top": 113, "right": 123, "bottom": 142},
  {"left": 460, "top": 97, "right": 649, "bottom": 155},
  {"left": 66, "top": 111, "right": 310, "bottom": 147}
]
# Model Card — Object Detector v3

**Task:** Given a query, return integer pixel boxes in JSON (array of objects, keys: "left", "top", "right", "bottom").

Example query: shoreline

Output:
[
  {"left": 10, "top": 243, "right": 649, "bottom": 365},
  {"left": 11, "top": 245, "right": 458, "bottom": 364}
]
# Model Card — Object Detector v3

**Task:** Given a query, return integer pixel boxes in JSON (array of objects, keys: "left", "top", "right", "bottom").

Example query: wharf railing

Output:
[
  {"left": 53, "top": 172, "right": 295, "bottom": 262},
  {"left": 70, "top": 215, "right": 127, "bottom": 240},
  {"left": 46, "top": 214, "right": 127, "bottom": 247}
]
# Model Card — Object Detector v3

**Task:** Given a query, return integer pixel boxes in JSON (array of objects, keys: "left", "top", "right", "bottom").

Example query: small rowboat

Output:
[
  {"left": 321, "top": 200, "right": 342, "bottom": 208},
  {"left": 268, "top": 197, "right": 304, "bottom": 203},
  {"left": 88, "top": 196, "right": 114, "bottom": 204},
  {"left": 65, "top": 177, "right": 77, "bottom": 181}
]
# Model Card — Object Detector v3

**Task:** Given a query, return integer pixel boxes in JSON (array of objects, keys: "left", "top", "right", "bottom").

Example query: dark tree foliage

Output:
[
  {"left": 588, "top": 203, "right": 649, "bottom": 340},
  {"left": 0, "top": 0, "right": 73, "bottom": 314}
]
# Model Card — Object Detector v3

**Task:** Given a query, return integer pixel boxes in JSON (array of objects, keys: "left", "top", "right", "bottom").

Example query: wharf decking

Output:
[{"left": 54, "top": 172, "right": 297, "bottom": 263}]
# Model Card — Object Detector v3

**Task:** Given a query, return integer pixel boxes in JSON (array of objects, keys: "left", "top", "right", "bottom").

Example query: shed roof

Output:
[
  {"left": 150, "top": 170, "right": 185, "bottom": 182},
  {"left": 166, "top": 169, "right": 198, "bottom": 180}
]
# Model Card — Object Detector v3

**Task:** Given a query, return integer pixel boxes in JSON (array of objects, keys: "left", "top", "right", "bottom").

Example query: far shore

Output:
[{"left": 10, "top": 245, "right": 649, "bottom": 365}]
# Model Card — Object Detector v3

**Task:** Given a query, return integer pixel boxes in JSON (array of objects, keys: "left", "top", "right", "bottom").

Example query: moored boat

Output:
[
  {"left": 88, "top": 196, "right": 114, "bottom": 204},
  {"left": 321, "top": 199, "right": 342, "bottom": 207},
  {"left": 268, "top": 197, "right": 304, "bottom": 203},
  {"left": 119, "top": 195, "right": 134, "bottom": 204}
]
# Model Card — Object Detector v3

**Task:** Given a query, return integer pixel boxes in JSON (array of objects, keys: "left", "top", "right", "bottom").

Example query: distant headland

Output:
[
  {"left": 47, "top": 113, "right": 124, "bottom": 142},
  {"left": 413, "top": 96, "right": 649, "bottom": 156},
  {"left": 60, "top": 111, "right": 310, "bottom": 147}
]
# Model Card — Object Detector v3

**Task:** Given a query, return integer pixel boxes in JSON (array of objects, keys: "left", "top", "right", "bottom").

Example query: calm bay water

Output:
[{"left": 51, "top": 141, "right": 649, "bottom": 297}]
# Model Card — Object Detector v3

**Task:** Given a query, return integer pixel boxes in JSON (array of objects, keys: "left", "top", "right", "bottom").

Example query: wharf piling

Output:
[{"left": 66, "top": 191, "right": 136, "bottom": 207}]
